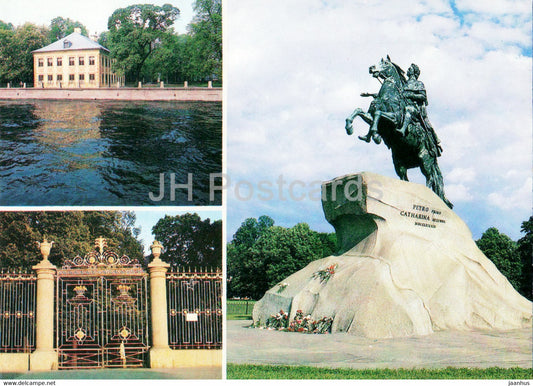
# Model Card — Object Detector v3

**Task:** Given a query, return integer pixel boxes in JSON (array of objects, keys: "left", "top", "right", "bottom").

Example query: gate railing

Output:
[
  {"left": 1, "top": 238, "right": 223, "bottom": 372},
  {"left": 166, "top": 267, "right": 222, "bottom": 349},
  {"left": 56, "top": 238, "right": 149, "bottom": 369},
  {"left": 0, "top": 269, "right": 36, "bottom": 353}
]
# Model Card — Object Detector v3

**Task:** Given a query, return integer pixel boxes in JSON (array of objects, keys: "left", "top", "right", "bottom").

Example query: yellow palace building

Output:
[{"left": 32, "top": 28, "right": 124, "bottom": 88}]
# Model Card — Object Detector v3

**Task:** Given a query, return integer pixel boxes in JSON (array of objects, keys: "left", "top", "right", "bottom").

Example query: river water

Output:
[{"left": 0, "top": 100, "right": 221, "bottom": 205}]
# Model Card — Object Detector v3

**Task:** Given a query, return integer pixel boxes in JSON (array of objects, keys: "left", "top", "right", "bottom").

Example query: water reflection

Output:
[{"left": 0, "top": 100, "right": 222, "bottom": 205}]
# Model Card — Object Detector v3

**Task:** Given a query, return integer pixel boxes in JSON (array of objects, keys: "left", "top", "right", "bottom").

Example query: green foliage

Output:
[
  {"left": 49, "top": 17, "right": 88, "bottom": 40},
  {"left": 227, "top": 364, "right": 532, "bottom": 380},
  {"left": 141, "top": 31, "right": 187, "bottom": 83},
  {"left": 317, "top": 232, "right": 337, "bottom": 257},
  {"left": 227, "top": 216, "right": 275, "bottom": 299},
  {"left": 227, "top": 216, "right": 337, "bottom": 299},
  {"left": 151, "top": 213, "right": 222, "bottom": 268},
  {"left": 0, "top": 211, "right": 143, "bottom": 269},
  {"left": 0, "top": 20, "right": 13, "bottom": 31},
  {"left": 0, "top": 1, "right": 222, "bottom": 86},
  {"left": 106, "top": 3, "right": 180, "bottom": 82},
  {"left": 0, "top": 23, "right": 50, "bottom": 84},
  {"left": 186, "top": 0, "right": 222, "bottom": 80},
  {"left": 476, "top": 227, "right": 521, "bottom": 292},
  {"left": 139, "top": 0, "right": 222, "bottom": 83},
  {"left": 517, "top": 217, "right": 533, "bottom": 300}
]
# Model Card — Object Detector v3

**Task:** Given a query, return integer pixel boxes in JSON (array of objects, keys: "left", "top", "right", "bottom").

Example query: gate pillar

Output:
[
  {"left": 30, "top": 239, "right": 58, "bottom": 371},
  {"left": 148, "top": 241, "right": 173, "bottom": 368}
]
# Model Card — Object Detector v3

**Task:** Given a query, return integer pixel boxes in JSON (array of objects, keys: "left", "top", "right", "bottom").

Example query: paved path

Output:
[
  {"left": 0, "top": 367, "right": 221, "bottom": 379},
  {"left": 227, "top": 320, "right": 532, "bottom": 369}
]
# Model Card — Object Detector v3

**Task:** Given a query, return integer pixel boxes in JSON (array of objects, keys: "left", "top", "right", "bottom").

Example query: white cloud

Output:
[
  {"left": 456, "top": 0, "right": 531, "bottom": 15},
  {"left": 446, "top": 168, "right": 477, "bottom": 184},
  {"left": 225, "top": 0, "right": 531, "bottom": 239},
  {"left": 487, "top": 177, "right": 532, "bottom": 211},
  {"left": 446, "top": 183, "right": 474, "bottom": 202}
]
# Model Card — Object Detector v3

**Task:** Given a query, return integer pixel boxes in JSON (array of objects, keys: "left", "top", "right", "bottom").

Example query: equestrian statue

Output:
[{"left": 345, "top": 55, "right": 453, "bottom": 209}]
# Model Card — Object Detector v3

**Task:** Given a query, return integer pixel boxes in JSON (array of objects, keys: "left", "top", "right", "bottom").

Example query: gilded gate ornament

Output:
[{"left": 56, "top": 239, "right": 148, "bottom": 369}]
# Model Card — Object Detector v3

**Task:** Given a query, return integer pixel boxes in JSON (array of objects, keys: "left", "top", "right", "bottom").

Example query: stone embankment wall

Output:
[{"left": 0, "top": 87, "right": 221, "bottom": 102}]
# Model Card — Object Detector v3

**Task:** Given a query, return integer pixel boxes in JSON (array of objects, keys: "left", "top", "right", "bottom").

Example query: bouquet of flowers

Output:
[
  {"left": 312, "top": 263, "right": 338, "bottom": 283},
  {"left": 310, "top": 316, "right": 334, "bottom": 334},
  {"left": 258, "top": 309, "right": 334, "bottom": 334},
  {"left": 265, "top": 309, "right": 289, "bottom": 329},
  {"left": 287, "top": 309, "right": 312, "bottom": 332},
  {"left": 277, "top": 282, "right": 289, "bottom": 293}
]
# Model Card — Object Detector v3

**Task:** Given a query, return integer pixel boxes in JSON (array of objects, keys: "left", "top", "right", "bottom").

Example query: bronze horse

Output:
[{"left": 345, "top": 57, "right": 453, "bottom": 209}]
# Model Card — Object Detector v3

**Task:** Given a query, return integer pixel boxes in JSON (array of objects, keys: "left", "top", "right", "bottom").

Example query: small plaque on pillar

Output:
[{"left": 186, "top": 313, "right": 198, "bottom": 322}]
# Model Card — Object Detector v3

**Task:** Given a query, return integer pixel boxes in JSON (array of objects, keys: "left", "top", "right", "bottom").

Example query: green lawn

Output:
[{"left": 227, "top": 364, "right": 533, "bottom": 380}]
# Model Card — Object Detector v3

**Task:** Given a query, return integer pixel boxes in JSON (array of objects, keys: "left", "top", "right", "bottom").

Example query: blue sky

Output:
[
  {"left": 1, "top": 0, "right": 530, "bottom": 243},
  {"left": 0, "top": 0, "right": 192, "bottom": 35},
  {"left": 225, "top": 0, "right": 532, "bottom": 241}
]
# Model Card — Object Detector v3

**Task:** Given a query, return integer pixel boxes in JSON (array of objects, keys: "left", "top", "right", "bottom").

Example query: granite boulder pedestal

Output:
[{"left": 252, "top": 172, "right": 532, "bottom": 338}]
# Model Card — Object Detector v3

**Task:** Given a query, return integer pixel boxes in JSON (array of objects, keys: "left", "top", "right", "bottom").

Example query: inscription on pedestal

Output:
[{"left": 399, "top": 204, "right": 446, "bottom": 229}]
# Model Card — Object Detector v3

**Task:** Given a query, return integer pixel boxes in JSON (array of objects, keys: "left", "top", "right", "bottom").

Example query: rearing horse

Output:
[{"left": 345, "top": 56, "right": 453, "bottom": 209}]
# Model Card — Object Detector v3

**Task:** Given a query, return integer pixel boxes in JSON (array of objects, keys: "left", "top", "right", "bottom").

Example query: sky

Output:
[
  {"left": 0, "top": 0, "right": 530, "bottom": 243},
  {"left": 133, "top": 208, "right": 222, "bottom": 255},
  {"left": 0, "top": 0, "right": 192, "bottom": 35},
  {"left": 225, "top": 0, "right": 532, "bottom": 241}
]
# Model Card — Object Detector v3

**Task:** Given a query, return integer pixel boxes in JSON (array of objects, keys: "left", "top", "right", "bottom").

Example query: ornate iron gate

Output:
[
  {"left": 56, "top": 238, "right": 149, "bottom": 369},
  {"left": 167, "top": 267, "right": 222, "bottom": 349},
  {"left": 0, "top": 270, "right": 36, "bottom": 353}
]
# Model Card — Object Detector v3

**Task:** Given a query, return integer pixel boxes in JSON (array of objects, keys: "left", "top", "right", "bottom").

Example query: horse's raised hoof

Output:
[
  {"left": 372, "top": 134, "right": 382, "bottom": 144},
  {"left": 345, "top": 119, "right": 354, "bottom": 135},
  {"left": 358, "top": 135, "right": 371, "bottom": 143}
]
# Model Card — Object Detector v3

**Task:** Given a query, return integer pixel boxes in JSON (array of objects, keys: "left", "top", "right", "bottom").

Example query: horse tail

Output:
[{"left": 429, "top": 161, "right": 453, "bottom": 208}]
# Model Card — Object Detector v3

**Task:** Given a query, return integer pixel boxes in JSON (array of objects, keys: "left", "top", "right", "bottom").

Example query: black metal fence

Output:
[
  {"left": 0, "top": 269, "right": 36, "bottom": 353},
  {"left": 167, "top": 267, "right": 222, "bottom": 349},
  {"left": 227, "top": 299, "right": 256, "bottom": 317}
]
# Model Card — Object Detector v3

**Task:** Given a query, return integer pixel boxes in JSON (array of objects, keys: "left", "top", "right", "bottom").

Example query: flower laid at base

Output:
[
  {"left": 312, "top": 263, "right": 338, "bottom": 283},
  {"left": 277, "top": 282, "right": 289, "bottom": 293},
  {"left": 252, "top": 309, "right": 334, "bottom": 334}
]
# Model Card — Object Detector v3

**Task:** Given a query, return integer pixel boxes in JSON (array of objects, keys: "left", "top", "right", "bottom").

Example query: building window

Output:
[
  {"left": 38, "top": 58, "right": 43, "bottom": 67},
  {"left": 79, "top": 74, "right": 85, "bottom": 81},
  {"left": 57, "top": 75, "right": 62, "bottom": 81},
  {"left": 57, "top": 57, "right": 62, "bottom": 66},
  {"left": 89, "top": 56, "right": 95, "bottom": 65},
  {"left": 38, "top": 75, "right": 44, "bottom": 81},
  {"left": 47, "top": 58, "right": 53, "bottom": 66},
  {"left": 47, "top": 75, "right": 53, "bottom": 81},
  {"left": 79, "top": 57, "right": 84, "bottom": 65},
  {"left": 89, "top": 74, "right": 95, "bottom": 81},
  {"left": 69, "top": 57, "right": 75, "bottom": 66},
  {"left": 69, "top": 74, "right": 75, "bottom": 81},
  {"left": 63, "top": 40, "right": 72, "bottom": 49}
]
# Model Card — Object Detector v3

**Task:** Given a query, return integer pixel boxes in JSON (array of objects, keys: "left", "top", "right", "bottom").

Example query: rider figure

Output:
[{"left": 399, "top": 64, "right": 442, "bottom": 155}]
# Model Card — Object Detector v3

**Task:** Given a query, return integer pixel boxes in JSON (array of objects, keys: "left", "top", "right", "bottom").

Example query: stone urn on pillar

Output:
[
  {"left": 37, "top": 239, "right": 54, "bottom": 261},
  {"left": 30, "top": 238, "right": 58, "bottom": 370},
  {"left": 148, "top": 240, "right": 173, "bottom": 368}
]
